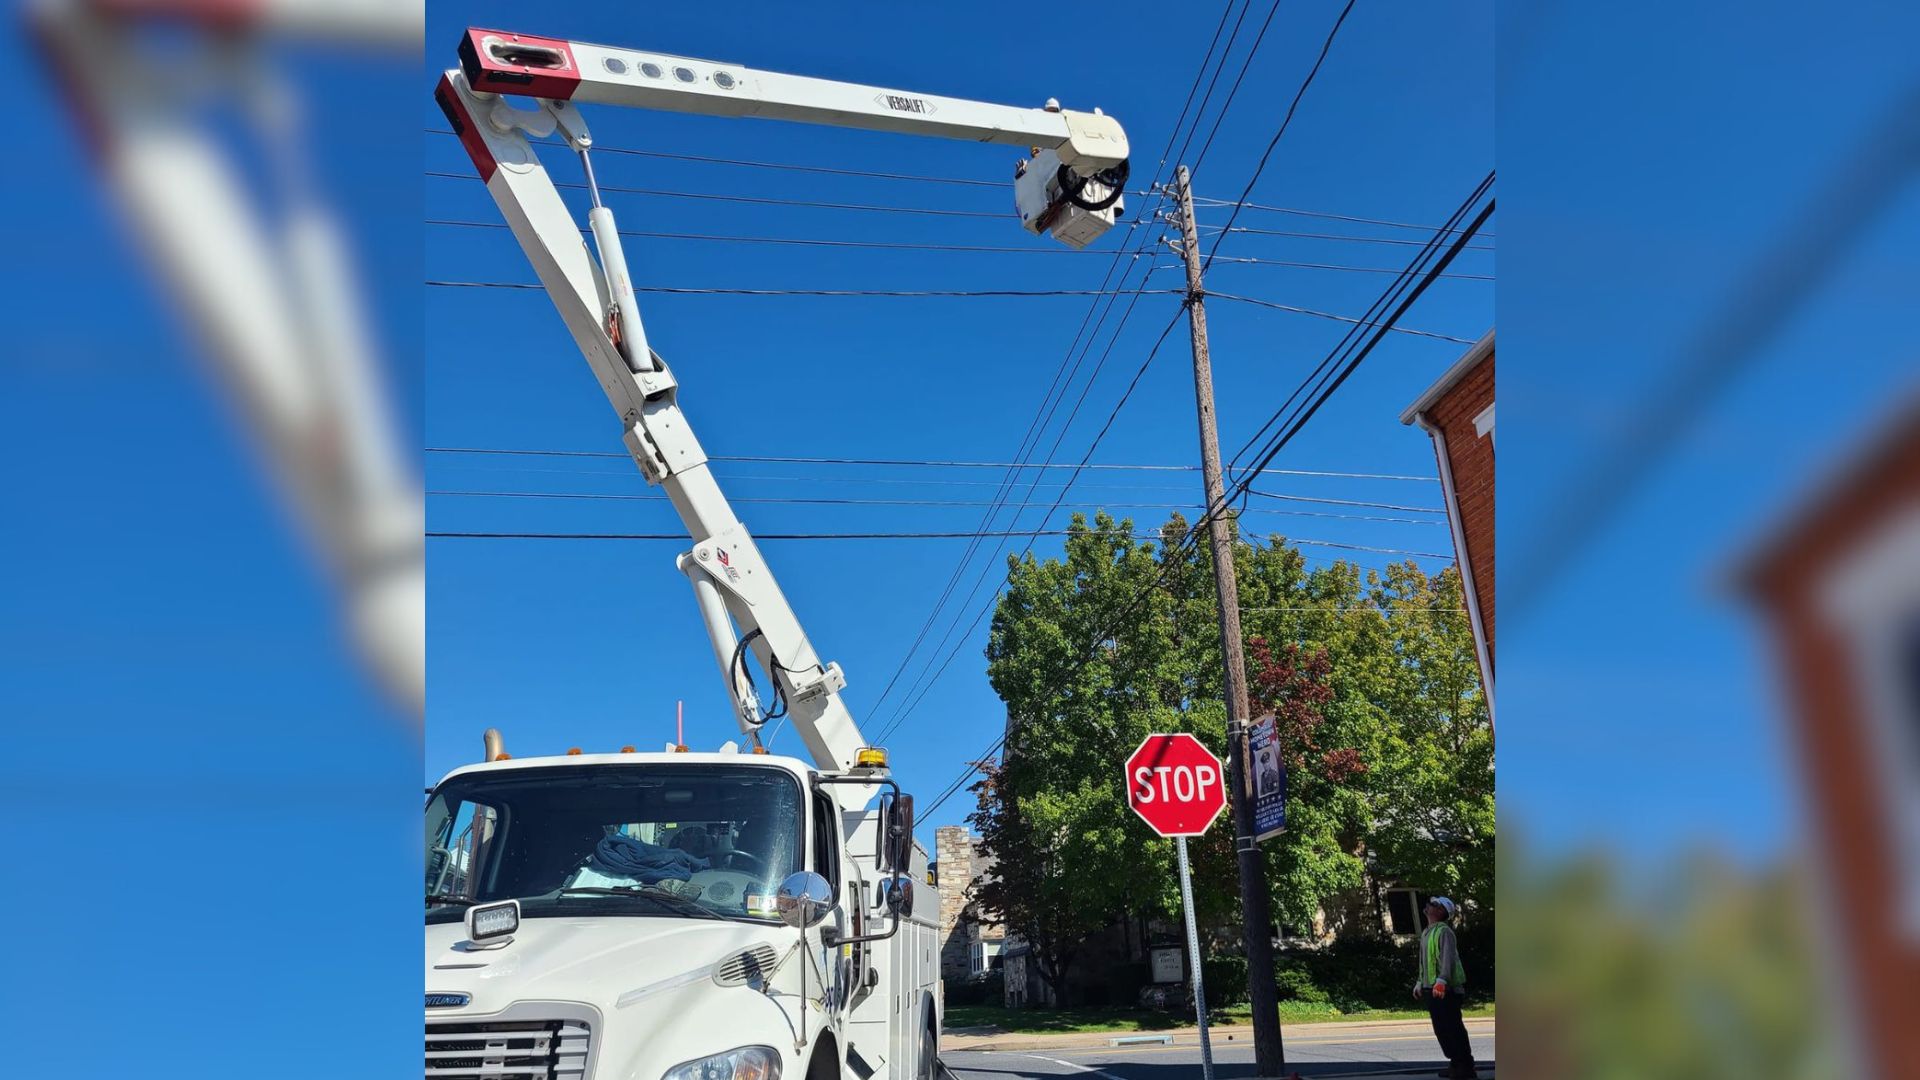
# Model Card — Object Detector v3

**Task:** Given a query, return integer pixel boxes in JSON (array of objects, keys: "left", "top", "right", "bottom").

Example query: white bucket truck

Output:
[{"left": 426, "top": 27, "right": 1129, "bottom": 1080}]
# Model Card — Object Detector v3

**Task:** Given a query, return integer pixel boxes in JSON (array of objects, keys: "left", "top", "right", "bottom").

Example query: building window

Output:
[
  {"left": 1385, "top": 888, "right": 1428, "bottom": 935},
  {"left": 971, "top": 938, "right": 1004, "bottom": 975}
]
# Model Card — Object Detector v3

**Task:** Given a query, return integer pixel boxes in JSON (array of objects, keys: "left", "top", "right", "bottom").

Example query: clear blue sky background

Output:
[{"left": 423, "top": 0, "right": 1495, "bottom": 853}]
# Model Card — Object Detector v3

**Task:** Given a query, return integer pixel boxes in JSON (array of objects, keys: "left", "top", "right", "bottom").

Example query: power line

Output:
[
  {"left": 431, "top": 216, "right": 1488, "bottom": 279},
  {"left": 870, "top": 305, "right": 1189, "bottom": 743},
  {"left": 1203, "top": 0, "right": 1359, "bottom": 272},
  {"left": 426, "top": 528, "right": 1448, "bottom": 557},
  {"left": 426, "top": 488, "right": 1442, "bottom": 525},
  {"left": 426, "top": 170, "right": 1008, "bottom": 218},
  {"left": 1244, "top": 489, "right": 1443, "bottom": 513},
  {"left": 426, "top": 280, "right": 1468, "bottom": 340},
  {"left": 1205, "top": 291, "right": 1477, "bottom": 343},
  {"left": 1226, "top": 172, "right": 1495, "bottom": 479},
  {"left": 1149, "top": 0, "right": 1240, "bottom": 177},
  {"left": 424, "top": 446, "right": 1436, "bottom": 482},
  {"left": 428, "top": 126, "right": 1488, "bottom": 236},
  {"left": 427, "top": 129, "right": 1004, "bottom": 187},
  {"left": 919, "top": 732, "right": 1005, "bottom": 820},
  {"left": 428, "top": 170, "right": 1489, "bottom": 248},
  {"left": 1233, "top": 178, "right": 1498, "bottom": 496},
  {"left": 1189, "top": 0, "right": 1287, "bottom": 175},
  {"left": 1207, "top": 225, "right": 1495, "bottom": 251},
  {"left": 430, "top": 486, "right": 1441, "bottom": 514},
  {"left": 426, "top": 281, "right": 1164, "bottom": 299},
  {"left": 1195, "top": 255, "right": 1492, "bottom": 280},
  {"left": 1169, "top": 0, "right": 1260, "bottom": 170},
  {"left": 858, "top": 213, "right": 1176, "bottom": 723},
  {"left": 1191, "top": 197, "right": 1497, "bottom": 238}
]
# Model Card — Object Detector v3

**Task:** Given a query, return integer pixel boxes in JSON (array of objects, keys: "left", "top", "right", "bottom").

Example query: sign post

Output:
[{"left": 1125, "top": 733, "right": 1229, "bottom": 1080}]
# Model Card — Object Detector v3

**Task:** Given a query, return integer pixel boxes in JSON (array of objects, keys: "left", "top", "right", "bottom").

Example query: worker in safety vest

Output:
[{"left": 1412, "top": 896, "right": 1476, "bottom": 1079}]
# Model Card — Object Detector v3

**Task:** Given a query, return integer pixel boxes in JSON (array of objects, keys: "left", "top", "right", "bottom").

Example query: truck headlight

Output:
[{"left": 663, "top": 1045, "right": 781, "bottom": 1080}]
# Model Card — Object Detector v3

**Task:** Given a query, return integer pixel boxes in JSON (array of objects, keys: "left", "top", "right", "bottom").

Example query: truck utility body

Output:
[{"left": 426, "top": 26, "right": 1128, "bottom": 1080}]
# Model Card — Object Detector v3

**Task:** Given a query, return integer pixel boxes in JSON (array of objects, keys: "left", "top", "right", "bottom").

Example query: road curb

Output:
[{"left": 944, "top": 1015, "right": 1493, "bottom": 1054}]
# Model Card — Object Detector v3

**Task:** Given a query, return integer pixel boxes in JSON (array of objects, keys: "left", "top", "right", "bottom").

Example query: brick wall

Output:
[
  {"left": 935, "top": 825, "right": 978, "bottom": 980},
  {"left": 1426, "top": 349, "right": 1495, "bottom": 665},
  {"left": 1744, "top": 415, "right": 1920, "bottom": 1078}
]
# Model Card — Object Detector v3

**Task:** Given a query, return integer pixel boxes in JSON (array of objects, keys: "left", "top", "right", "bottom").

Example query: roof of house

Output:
[
  {"left": 1399, "top": 328, "right": 1495, "bottom": 425},
  {"left": 1737, "top": 389, "right": 1920, "bottom": 596}
]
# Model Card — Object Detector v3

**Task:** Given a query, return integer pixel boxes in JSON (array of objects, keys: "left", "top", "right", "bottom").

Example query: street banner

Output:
[{"left": 1250, "top": 713, "right": 1287, "bottom": 842}]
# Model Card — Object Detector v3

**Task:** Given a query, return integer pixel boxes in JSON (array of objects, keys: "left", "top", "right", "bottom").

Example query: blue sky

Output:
[
  {"left": 422, "top": 0, "right": 1495, "bottom": 850},
  {"left": 6, "top": 28, "right": 421, "bottom": 1076},
  {"left": 1497, "top": 2, "right": 1920, "bottom": 866}
]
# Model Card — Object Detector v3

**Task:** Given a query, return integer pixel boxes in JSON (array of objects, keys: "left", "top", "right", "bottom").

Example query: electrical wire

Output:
[
  {"left": 430, "top": 216, "right": 1490, "bottom": 278},
  {"left": 1194, "top": 255, "right": 1492, "bottom": 281},
  {"left": 426, "top": 529, "right": 1449, "bottom": 556},
  {"left": 1202, "top": 0, "right": 1359, "bottom": 272},
  {"left": 426, "top": 488, "right": 1442, "bottom": 525},
  {"left": 1204, "top": 291, "right": 1476, "bottom": 343},
  {"left": 424, "top": 446, "right": 1436, "bottom": 482},
  {"left": 645, "top": 6, "right": 1255, "bottom": 730},
  {"left": 426, "top": 281, "right": 1467, "bottom": 340},
  {"left": 427, "top": 126, "right": 1492, "bottom": 236},
  {"left": 913, "top": 177, "right": 1499, "bottom": 771},
  {"left": 426, "top": 281, "right": 1166, "bottom": 299},
  {"left": 1206, "top": 225, "right": 1495, "bottom": 251},
  {"left": 1190, "top": 197, "right": 1497, "bottom": 238},
  {"left": 1188, "top": 0, "right": 1287, "bottom": 176},
  {"left": 1231, "top": 178, "right": 1497, "bottom": 497},
  {"left": 871, "top": 303, "right": 1199, "bottom": 743},
  {"left": 1224, "top": 172, "right": 1494, "bottom": 478},
  {"left": 426, "top": 170, "right": 1008, "bottom": 218},
  {"left": 1169, "top": 0, "right": 1256, "bottom": 171},
  {"left": 427, "top": 170, "right": 1488, "bottom": 248}
]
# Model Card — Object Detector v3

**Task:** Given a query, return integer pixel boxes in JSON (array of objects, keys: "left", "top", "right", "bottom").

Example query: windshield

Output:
[{"left": 426, "top": 763, "right": 804, "bottom": 925}]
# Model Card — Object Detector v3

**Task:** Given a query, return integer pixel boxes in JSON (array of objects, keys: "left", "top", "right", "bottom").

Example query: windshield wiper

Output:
[
  {"left": 557, "top": 885, "right": 728, "bottom": 920},
  {"left": 426, "top": 894, "right": 477, "bottom": 908}
]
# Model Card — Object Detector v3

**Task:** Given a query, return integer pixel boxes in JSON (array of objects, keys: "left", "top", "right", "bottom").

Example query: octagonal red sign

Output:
[{"left": 1124, "top": 733, "right": 1227, "bottom": 837}]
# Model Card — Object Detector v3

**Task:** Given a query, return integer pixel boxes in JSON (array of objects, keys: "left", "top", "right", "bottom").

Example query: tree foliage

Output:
[{"left": 968, "top": 511, "right": 1493, "bottom": 1004}]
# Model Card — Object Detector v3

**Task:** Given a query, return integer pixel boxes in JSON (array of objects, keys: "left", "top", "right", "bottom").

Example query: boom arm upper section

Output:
[{"left": 433, "top": 29, "right": 1129, "bottom": 782}]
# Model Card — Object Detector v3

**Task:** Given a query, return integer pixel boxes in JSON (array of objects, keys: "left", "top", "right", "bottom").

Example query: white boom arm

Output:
[
  {"left": 31, "top": 0, "right": 424, "bottom": 719},
  {"left": 434, "top": 28, "right": 1130, "bottom": 779}
]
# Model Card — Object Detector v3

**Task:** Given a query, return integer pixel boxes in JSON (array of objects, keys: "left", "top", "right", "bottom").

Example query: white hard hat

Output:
[{"left": 1429, "top": 896, "right": 1456, "bottom": 917}]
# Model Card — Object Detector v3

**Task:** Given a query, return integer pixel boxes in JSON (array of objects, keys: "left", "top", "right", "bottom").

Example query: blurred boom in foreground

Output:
[{"left": 26, "top": 0, "right": 424, "bottom": 719}]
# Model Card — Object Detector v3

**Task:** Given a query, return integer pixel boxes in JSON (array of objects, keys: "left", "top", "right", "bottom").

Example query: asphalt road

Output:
[{"left": 944, "top": 1019, "right": 1494, "bottom": 1079}]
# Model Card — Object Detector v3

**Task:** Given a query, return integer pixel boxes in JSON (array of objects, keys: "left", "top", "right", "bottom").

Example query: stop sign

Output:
[{"left": 1124, "top": 733, "right": 1227, "bottom": 837}]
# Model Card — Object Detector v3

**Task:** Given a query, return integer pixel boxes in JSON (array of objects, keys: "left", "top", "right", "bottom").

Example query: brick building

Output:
[
  {"left": 933, "top": 825, "right": 1000, "bottom": 982},
  {"left": 1400, "top": 329, "right": 1495, "bottom": 729},
  {"left": 1741, "top": 399, "right": 1920, "bottom": 1078}
]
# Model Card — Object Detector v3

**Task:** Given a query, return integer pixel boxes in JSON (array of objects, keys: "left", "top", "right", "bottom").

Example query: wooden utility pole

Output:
[{"left": 1171, "top": 165, "right": 1286, "bottom": 1075}]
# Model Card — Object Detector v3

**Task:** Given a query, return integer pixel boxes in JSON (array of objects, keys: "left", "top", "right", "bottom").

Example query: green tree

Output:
[{"left": 971, "top": 510, "right": 1494, "bottom": 1007}]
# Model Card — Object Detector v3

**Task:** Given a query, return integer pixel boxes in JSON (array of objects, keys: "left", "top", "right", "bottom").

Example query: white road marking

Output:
[{"left": 1025, "top": 1054, "right": 1129, "bottom": 1080}]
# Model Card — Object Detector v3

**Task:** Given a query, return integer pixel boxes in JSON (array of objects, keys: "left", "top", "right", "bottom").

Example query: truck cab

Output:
[{"left": 425, "top": 750, "right": 938, "bottom": 1080}]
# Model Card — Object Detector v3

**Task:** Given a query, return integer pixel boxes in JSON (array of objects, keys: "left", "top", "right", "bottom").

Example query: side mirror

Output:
[
  {"left": 774, "top": 871, "right": 834, "bottom": 929},
  {"left": 881, "top": 874, "right": 915, "bottom": 918},
  {"left": 885, "top": 794, "right": 914, "bottom": 873}
]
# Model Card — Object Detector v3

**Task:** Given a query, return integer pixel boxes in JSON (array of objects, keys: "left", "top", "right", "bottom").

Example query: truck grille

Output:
[{"left": 425, "top": 1018, "right": 590, "bottom": 1079}]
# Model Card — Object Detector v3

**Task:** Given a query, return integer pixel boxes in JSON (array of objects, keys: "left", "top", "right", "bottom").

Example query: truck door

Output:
[{"left": 811, "top": 786, "right": 855, "bottom": 1013}]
